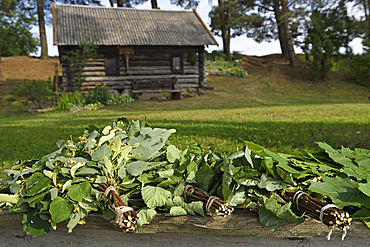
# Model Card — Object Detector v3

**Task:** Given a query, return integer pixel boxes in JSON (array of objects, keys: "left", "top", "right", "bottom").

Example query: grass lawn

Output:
[{"left": 0, "top": 55, "right": 369, "bottom": 168}]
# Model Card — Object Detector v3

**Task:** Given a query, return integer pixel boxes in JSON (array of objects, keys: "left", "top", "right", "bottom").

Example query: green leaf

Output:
[
  {"left": 0, "top": 193, "right": 19, "bottom": 204},
  {"left": 137, "top": 208, "right": 157, "bottom": 227},
  {"left": 43, "top": 170, "right": 53, "bottom": 179},
  {"left": 17, "top": 191, "right": 48, "bottom": 208},
  {"left": 141, "top": 186, "right": 171, "bottom": 208},
  {"left": 222, "top": 155, "right": 233, "bottom": 200},
  {"left": 187, "top": 201, "right": 205, "bottom": 217},
  {"left": 163, "top": 206, "right": 187, "bottom": 217},
  {"left": 128, "top": 127, "right": 171, "bottom": 161},
  {"left": 258, "top": 175, "right": 289, "bottom": 192},
  {"left": 26, "top": 172, "right": 50, "bottom": 196},
  {"left": 157, "top": 169, "right": 174, "bottom": 179},
  {"left": 258, "top": 206, "right": 283, "bottom": 231},
  {"left": 78, "top": 200, "right": 98, "bottom": 212},
  {"left": 126, "top": 161, "right": 148, "bottom": 177},
  {"left": 167, "top": 145, "right": 181, "bottom": 163},
  {"left": 173, "top": 182, "right": 185, "bottom": 196},
  {"left": 68, "top": 182, "right": 92, "bottom": 202},
  {"left": 66, "top": 212, "right": 80, "bottom": 233},
  {"left": 359, "top": 180, "right": 370, "bottom": 198},
  {"left": 186, "top": 161, "right": 198, "bottom": 174},
  {"left": 309, "top": 174, "right": 370, "bottom": 208},
  {"left": 245, "top": 142, "right": 292, "bottom": 173},
  {"left": 157, "top": 179, "right": 179, "bottom": 187},
  {"left": 95, "top": 176, "right": 107, "bottom": 184},
  {"left": 62, "top": 180, "right": 73, "bottom": 193},
  {"left": 22, "top": 209, "right": 51, "bottom": 237},
  {"left": 91, "top": 144, "right": 111, "bottom": 161},
  {"left": 259, "top": 195, "right": 303, "bottom": 231},
  {"left": 50, "top": 187, "right": 58, "bottom": 201},
  {"left": 317, "top": 142, "right": 358, "bottom": 170},
  {"left": 196, "top": 164, "right": 215, "bottom": 192},
  {"left": 352, "top": 207, "right": 370, "bottom": 220},
  {"left": 103, "top": 157, "right": 113, "bottom": 175},
  {"left": 70, "top": 162, "right": 85, "bottom": 178},
  {"left": 102, "top": 207, "right": 116, "bottom": 220},
  {"left": 98, "top": 130, "right": 115, "bottom": 146},
  {"left": 228, "top": 187, "right": 246, "bottom": 207},
  {"left": 185, "top": 171, "right": 196, "bottom": 183},
  {"left": 117, "top": 145, "right": 132, "bottom": 165},
  {"left": 49, "top": 197, "right": 74, "bottom": 223}
]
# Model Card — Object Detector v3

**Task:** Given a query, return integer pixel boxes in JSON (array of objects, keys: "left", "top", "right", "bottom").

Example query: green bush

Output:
[
  {"left": 55, "top": 91, "right": 86, "bottom": 112},
  {"left": 205, "top": 60, "right": 246, "bottom": 77},
  {"left": 83, "top": 102, "right": 105, "bottom": 111},
  {"left": 10, "top": 79, "right": 56, "bottom": 109},
  {"left": 107, "top": 95, "right": 135, "bottom": 105},
  {"left": 350, "top": 41, "right": 370, "bottom": 87},
  {"left": 86, "top": 84, "right": 110, "bottom": 105}
]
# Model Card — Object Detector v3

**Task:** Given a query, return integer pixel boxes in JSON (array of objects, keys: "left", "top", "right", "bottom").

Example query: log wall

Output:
[{"left": 59, "top": 46, "right": 206, "bottom": 96}]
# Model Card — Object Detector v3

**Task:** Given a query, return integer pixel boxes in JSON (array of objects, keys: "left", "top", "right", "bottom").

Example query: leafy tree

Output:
[
  {"left": 209, "top": 0, "right": 256, "bottom": 61},
  {"left": 209, "top": 0, "right": 299, "bottom": 66},
  {"left": 301, "top": 9, "right": 334, "bottom": 80},
  {"left": 0, "top": 0, "right": 38, "bottom": 60},
  {"left": 350, "top": 41, "right": 370, "bottom": 86},
  {"left": 16, "top": 0, "right": 101, "bottom": 59},
  {"left": 350, "top": 0, "right": 370, "bottom": 39},
  {"left": 301, "top": 1, "right": 354, "bottom": 80}
]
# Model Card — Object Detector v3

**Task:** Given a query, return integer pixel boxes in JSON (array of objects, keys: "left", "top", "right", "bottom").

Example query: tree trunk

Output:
[
  {"left": 367, "top": 0, "right": 370, "bottom": 39},
  {"left": 0, "top": 50, "right": 2, "bottom": 81},
  {"left": 281, "top": 0, "right": 297, "bottom": 67},
  {"left": 273, "top": 0, "right": 288, "bottom": 60},
  {"left": 37, "top": 0, "right": 47, "bottom": 59},
  {"left": 117, "top": 0, "right": 124, "bottom": 7},
  {"left": 217, "top": 0, "right": 231, "bottom": 61},
  {"left": 226, "top": 0, "right": 231, "bottom": 61},
  {"left": 151, "top": 0, "right": 159, "bottom": 9}
]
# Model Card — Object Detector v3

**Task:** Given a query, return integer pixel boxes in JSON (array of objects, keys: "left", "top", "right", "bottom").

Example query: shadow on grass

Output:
[{"left": 1, "top": 119, "right": 368, "bottom": 167}]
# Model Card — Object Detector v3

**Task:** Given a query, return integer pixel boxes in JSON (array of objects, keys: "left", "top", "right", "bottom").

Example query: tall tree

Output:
[
  {"left": 17, "top": 0, "right": 101, "bottom": 59},
  {"left": 37, "top": 0, "right": 47, "bottom": 59},
  {"left": 280, "top": 0, "right": 297, "bottom": 67},
  {"left": 350, "top": 0, "right": 370, "bottom": 39},
  {"left": 209, "top": 0, "right": 256, "bottom": 61},
  {"left": 0, "top": 0, "right": 38, "bottom": 57}
]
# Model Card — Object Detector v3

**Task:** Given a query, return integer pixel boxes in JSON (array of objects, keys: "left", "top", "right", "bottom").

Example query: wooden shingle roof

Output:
[{"left": 53, "top": 4, "right": 218, "bottom": 47}]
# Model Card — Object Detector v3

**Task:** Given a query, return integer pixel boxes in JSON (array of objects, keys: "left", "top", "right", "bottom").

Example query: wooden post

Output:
[
  {"left": 119, "top": 46, "right": 134, "bottom": 75},
  {"left": 54, "top": 63, "right": 58, "bottom": 92}
]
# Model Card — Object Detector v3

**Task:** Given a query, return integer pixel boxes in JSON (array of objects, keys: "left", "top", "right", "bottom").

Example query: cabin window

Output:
[
  {"left": 104, "top": 52, "right": 120, "bottom": 76},
  {"left": 171, "top": 54, "right": 183, "bottom": 74}
]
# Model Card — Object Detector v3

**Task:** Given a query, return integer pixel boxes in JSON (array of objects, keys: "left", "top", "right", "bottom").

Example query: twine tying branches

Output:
[
  {"left": 289, "top": 190, "right": 352, "bottom": 241},
  {"left": 184, "top": 184, "right": 233, "bottom": 216},
  {"left": 97, "top": 183, "right": 141, "bottom": 232}
]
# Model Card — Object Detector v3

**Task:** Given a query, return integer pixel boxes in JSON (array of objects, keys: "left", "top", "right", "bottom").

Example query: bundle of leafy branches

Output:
[{"left": 0, "top": 118, "right": 369, "bottom": 239}]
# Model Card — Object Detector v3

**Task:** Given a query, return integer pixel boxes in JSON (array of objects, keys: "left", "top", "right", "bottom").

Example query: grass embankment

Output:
[{"left": 0, "top": 55, "right": 369, "bottom": 168}]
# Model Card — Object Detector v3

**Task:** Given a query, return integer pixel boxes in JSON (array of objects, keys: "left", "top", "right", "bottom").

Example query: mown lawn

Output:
[{"left": 0, "top": 62, "right": 369, "bottom": 168}]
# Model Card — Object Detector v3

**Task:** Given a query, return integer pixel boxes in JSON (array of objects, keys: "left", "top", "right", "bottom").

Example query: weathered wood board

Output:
[{"left": 0, "top": 209, "right": 370, "bottom": 246}]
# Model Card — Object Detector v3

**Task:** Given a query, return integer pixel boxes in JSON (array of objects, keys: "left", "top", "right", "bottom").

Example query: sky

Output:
[{"left": 32, "top": 0, "right": 363, "bottom": 57}]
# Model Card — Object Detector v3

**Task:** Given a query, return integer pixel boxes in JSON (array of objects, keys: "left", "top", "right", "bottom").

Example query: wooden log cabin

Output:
[{"left": 52, "top": 4, "right": 218, "bottom": 99}]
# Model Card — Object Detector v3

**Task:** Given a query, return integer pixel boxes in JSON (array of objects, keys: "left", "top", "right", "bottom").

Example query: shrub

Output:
[
  {"left": 350, "top": 41, "right": 370, "bottom": 87},
  {"left": 55, "top": 91, "right": 86, "bottom": 112},
  {"left": 83, "top": 102, "right": 105, "bottom": 111},
  {"left": 86, "top": 84, "right": 110, "bottom": 105},
  {"left": 10, "top": 79, "right": 56, "bottom": 109},
  {"left": 107, "top": 95, "right": 135, "bottom": 105},
  {"left": 205, "top": 60, "right": 246, "bottom": 77}
]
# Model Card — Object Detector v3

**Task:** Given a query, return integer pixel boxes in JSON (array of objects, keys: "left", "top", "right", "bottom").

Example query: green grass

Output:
[{"left": 1, "top": 64, "right": 369, "bottom": 169}]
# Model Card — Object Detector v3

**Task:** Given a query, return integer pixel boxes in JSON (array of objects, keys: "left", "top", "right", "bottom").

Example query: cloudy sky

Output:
[{"left": 32, "top": 0, "right": 363, "bottom": 57}]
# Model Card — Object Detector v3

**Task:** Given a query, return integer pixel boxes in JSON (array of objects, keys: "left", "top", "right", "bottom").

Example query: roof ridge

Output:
[{"left": 54, "top": 3, "right": 193, "bottom": 12}]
